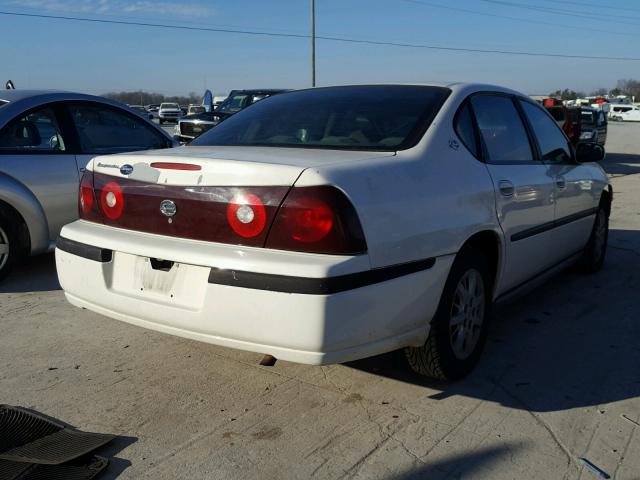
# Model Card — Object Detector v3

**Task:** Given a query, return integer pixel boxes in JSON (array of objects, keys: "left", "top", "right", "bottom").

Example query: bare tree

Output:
[{"left": 101, "top": 91, "right": 201, "bottom": 106}]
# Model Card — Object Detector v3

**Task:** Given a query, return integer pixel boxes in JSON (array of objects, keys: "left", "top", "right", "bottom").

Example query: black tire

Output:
[
  {"left": 0, "top": 206, "right": 20, "bottom": 283},
  {"left": 576, "top": 202, "right": 609, "bottom": 274},
  {"left": 404, "top": 246, "right": 493, "bottom": 381}
]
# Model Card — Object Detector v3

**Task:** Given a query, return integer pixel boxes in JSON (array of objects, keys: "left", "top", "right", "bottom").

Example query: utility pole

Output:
[{"left": 311, "top": 0, "right": 316, "bottom": 87}]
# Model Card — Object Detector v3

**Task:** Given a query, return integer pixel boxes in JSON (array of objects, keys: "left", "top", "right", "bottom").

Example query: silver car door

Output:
[
  {"left": 469, "top": 94, "right": 557, "bottom": 294},
  {"left": 0, "top": 104, "right": 78, "bottom": 244},
  {"left": 519, "top": 100, "right": 597, "bottom": 262}
]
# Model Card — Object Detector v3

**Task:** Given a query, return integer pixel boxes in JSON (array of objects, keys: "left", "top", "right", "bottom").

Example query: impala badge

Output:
[{"left": 160, "top": 199, "right": 177, "bottom": 217}]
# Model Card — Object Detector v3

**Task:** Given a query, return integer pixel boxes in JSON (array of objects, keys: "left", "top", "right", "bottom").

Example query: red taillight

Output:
[
  {"left": 281, "top": 196, "right": 334, "bottom": 243},
  {"left": 78, "top": 170, "right": 102, "bottom": 222},
  {"left": 79, "top": 172, "right": 94, "bottom": 215},
  {"left": 266, "top": 186, "right": 367, "bottom": 255},
  {"left": 100, "top": 181, "right": 125, "bottom": 220},
  {"left": 227, "top": 193, "right": 267, "bottom": 238}
]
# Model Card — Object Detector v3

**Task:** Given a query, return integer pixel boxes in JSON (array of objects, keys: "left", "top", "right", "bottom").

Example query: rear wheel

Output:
[
  {"left": 577, "top": 203, "right": 609, "bottom": 273},
  {"left": 0, "top": 208, "right": 20, "bottom": 282},
  {"left": 405, "top": 246, "right": 492, "bottom": 380}
]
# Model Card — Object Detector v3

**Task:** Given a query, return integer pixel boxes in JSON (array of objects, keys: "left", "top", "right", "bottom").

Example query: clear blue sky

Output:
[{"left": 1, "top": 0, "right": 639, "bottom": 97}]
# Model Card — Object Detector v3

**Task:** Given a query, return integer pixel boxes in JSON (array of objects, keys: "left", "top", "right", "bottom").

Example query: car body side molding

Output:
[{"left": 511, "top": 207, "right": 596, "bottom": 242}]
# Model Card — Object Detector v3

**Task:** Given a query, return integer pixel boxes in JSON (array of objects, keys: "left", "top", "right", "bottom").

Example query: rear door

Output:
[
  {"left": 0, "top": 103, "right": 78, "bottom": 242},
  {"left": 469, "top": 94, "right": 557, "bottom": 293},
  {"left": 64, "top": 101, "right": 171, "bottom": 173},
  {"left": 518, "top": 99, "right": 597, "bottom": 262}
]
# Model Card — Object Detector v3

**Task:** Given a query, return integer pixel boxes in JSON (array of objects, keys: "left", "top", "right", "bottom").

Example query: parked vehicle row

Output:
[
  {"left": 54, "top": 83, "right": 611, "bottom": 381},
  {"left": 545, "top": 100, "right": 607, "bottom": 147},
  {"left": 174, "top": 89, "right": 288, "bottom": 143},
  {"left": 0, "top": 90, "right": 176, "bottom": 280}
]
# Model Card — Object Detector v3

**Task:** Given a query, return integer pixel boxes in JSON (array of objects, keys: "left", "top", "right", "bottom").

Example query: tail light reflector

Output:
[
  {"left": 100, "top": 181, "right": 125, "bottom": 220},
  {"left": 227, "top": 193, "right": 267, "bottom": 238}
]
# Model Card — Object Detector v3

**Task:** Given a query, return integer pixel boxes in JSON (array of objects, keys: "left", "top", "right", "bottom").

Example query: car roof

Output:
[
  {"left": 229, "top": 89, "right": 291, "bottom": 95},
  {"left": 0, "top": 89, "right": 176, "bottom": 144}
]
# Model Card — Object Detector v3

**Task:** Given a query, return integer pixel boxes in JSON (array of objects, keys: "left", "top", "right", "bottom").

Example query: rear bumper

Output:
[{"left": 56, "top": 221, "right": 453, "bottom": 364}]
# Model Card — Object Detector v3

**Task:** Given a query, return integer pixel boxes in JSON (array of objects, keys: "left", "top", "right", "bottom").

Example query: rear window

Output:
[
  {"left": 216, "top": 94, "right": 249, "bottom": 114},
  {"left": 581, "top": 110, "right": 596, "bottom": 125},
  {"left": 546, "top": 107, "right": 565, "bottom": 122},
  {"left": 192, "top": 86, "right": 450, "bottom": 151}
]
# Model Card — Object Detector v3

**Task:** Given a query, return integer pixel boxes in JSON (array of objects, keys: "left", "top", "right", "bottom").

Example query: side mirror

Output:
[{"left": 576, "top": 143, "right": 605, "bottom": 163}]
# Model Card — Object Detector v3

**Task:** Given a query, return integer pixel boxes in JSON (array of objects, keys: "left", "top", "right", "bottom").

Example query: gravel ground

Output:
[{"left": 1, "top": 123, "right": 639, "bottom": 480}]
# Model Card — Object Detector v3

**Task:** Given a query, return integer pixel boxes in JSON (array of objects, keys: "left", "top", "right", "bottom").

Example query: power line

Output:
[
  {"left": 477, "top": 0, "right": 640, "bottom": 25},
  {"left": 544, "top": 0, "right": 640, "bottom": 14},
  {"left": 400, "top": 0, "right": 640, "bottom": 38},
  {"left": 1, "top": 10, "right": 640, "bottom": 62}
]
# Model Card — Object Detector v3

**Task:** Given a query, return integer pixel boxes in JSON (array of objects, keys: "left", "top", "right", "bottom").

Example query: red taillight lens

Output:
[
  {"left": 227, "top": 193, "right": 267, "bottom": 238},
  {"left": 266, "top": 186, "right": 367, "bottom": 255},
  {"left": 282, "top": 196, "right": 334, "bottom": 243},
  {"left": 78, "top": 170, "right": 102, "bottom": 222},
  {"left": 79, "top": 172, "right": 94, "bottom": 215},
  {"left": 100, "top": 181, "right": 125, "bottom": 220}
]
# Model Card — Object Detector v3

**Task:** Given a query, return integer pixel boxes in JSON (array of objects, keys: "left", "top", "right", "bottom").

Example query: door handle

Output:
[
  {"left": 498, "top": 180, "right": 515, "bottom": 197},
  {"left": 556, "top": 176, "right": 566, "bottom": 189}
]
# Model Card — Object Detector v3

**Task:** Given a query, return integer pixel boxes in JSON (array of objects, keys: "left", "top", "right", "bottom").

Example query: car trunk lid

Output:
[{"left": 84, "top": 146, "right": 392, "bottom": 248}]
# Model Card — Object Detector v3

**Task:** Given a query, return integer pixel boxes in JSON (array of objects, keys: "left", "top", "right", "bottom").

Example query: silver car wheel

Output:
[
  {"left": 449, "top": 269, "right": 485, "bottom": 360},
  {"left": 0, "top": 225, "right": 9, "bottom": 271},
  {"left": 593, "top": 209, "right": 607, "bottom": 263}
]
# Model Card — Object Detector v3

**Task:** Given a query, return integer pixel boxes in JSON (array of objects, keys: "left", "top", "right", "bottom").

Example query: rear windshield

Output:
[
  {"left": 581, "top": 110, "right": 596, "bottom": 125},
  {"left": 216, "top": 94, "right": 249, "bottom": 114},
  {"left": 193, "top": 86, "right": 450, "bottom": 151},
  {"left": 546, "top": 107, "right": 565, "bottom": 122}
]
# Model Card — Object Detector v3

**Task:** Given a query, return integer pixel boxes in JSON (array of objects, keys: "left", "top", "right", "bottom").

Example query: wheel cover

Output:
[
  {"left": 449, "top": 269, "right": 485, "bottom": 360},
  {"left": 0, "top": 225, "right": 9, "bottom": 270},
  {"left": 593, "top": 209, "right": 607, "bottom": 263}
]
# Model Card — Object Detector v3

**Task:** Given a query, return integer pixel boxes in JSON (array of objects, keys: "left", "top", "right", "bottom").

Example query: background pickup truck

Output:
[{"left": 157, "top": 103, "right": 182, "bottom": 124}]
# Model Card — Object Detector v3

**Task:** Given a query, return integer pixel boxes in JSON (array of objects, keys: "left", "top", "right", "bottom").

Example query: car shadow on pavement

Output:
[
  {"left": 0, "top": 253, "right": 60, "bottom": 293},
  {"left": 95, "top": 435, "right": 137, "bottom": 480},
  {"left": 347, "top": 228, "right": 640, "bottom": 413},
  {"left": 390, "top": 442, "right": 525, "bottom": 480},
  {"left": 601, "top": 152, "right": 640, "bottom": 176}
]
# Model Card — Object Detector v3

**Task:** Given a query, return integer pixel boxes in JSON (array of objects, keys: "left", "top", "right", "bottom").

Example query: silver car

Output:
[{"left": 0, "top": 90, "right": 176, "bottom": 281}]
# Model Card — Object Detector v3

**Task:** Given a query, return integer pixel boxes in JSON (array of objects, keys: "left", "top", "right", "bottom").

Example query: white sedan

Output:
[{"left": 55, "top": 83, "right": 611, "bottom": 380}]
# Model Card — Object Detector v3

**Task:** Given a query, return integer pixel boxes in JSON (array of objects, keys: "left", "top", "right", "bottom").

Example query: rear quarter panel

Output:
[{"left": 295, "top": 95, "right": 501, "bottom": 270}]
